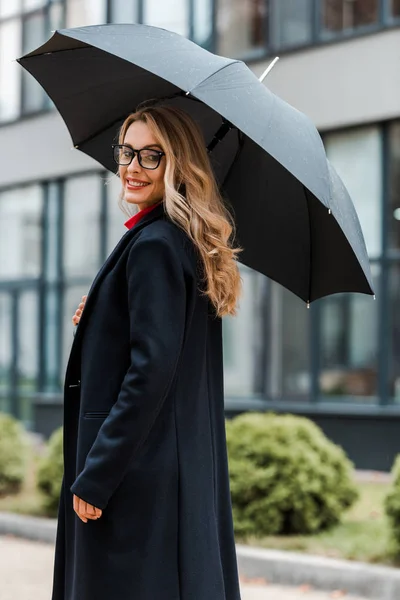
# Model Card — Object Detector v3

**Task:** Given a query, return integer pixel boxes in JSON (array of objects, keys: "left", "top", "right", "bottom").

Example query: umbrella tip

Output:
[
  {"left": 373, "top": 295, "right": 376, "bottom": 300},
  {"left": 259, "top": 57, "right": 279, "bottom": 83},
  {"left": 306, "top": 301, "right": 310, "bottom": 309},
  {"left": 328, "top": 208, "right": 331, "bottom": 215}
]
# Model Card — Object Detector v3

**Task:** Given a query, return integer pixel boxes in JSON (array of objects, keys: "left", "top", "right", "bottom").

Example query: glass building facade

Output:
[{"left": 1, "top": 1, "right": 400, "bottom": 469}]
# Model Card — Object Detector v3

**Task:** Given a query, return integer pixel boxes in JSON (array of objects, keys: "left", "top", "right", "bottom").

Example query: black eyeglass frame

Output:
[{"left": 112, "top": 144, "right": 165, "bottom": 169}]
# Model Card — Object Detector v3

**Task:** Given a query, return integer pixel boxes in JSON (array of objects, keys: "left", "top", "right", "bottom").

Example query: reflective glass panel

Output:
[
  {"left": 223, "top": 266, "right": 264, "bottom": 396},
  {"left": 66, "top": 0, "right": 106, "bottom": 27},
  {"left": 321, "top": 0, "right": 379, "bottom": 38},
  {"left": 22, "top": 0, "right": 47, "bottom": 10},
  {"left": 389, "top": 264, "right": 400, "bottom": 403},
  {"left": 0, "top": 0, "right": 21, "bottom": 17},
  {"left": 319, "top": 265, "right": 379, "bottom": 402},
  {"left": 0, "top": 186, "right": 42, "bottom": 280},
  {"left": 271, "top": 0, "right": 313, "bottom": 48},
  {"left": 391, "top": 0, "right": 400, "bottom": 18},
  {"left": 217, "top": 0, "right": 267, "bottom": 57},
  {"left": 143, "top": 0, "right": 189, "bottom": 36},
  {"left": 22, "top": 11, "right": 47, "bottom": 113},
  {"left": 109, "top": 0, "right": 138, "bottom": 22},
  {"left": 0, "top": 294, "right": 12, "bottom": 397},
  {"left": 63, "top": 174, "right": 102, "bottom": 277},
  {"left": 193, "top": 0, "right": 213, "bottom": 48},
  {"left": 267, "top": 283, "right": 311, "bottom": 398},
  {"left": 106, "top": 175, "right": 127, "bottom": 255},
  {"left": 44, "top": 286, "right": 61, "bottom": 391},
  {"left": 17, "top": 290, "right": 39, "bottom": 424},
  {"left": 388, "top": 121, "right": 400, "bottom": 251},
  {"left": 324, "top": 126, "right": 382, "bottom": 258},
  {"left": 0, "top": 19, "right": 22, "bottom": 122},
  {"left": 62, "top": 284, "right": 91, "bottom": 372}
]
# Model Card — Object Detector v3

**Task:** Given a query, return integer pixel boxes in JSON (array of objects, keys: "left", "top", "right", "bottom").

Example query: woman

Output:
[{"left": 53, "top": 105, "right": 243, "bottom": 600}]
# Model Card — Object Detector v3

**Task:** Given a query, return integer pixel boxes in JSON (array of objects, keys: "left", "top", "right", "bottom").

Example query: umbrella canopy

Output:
[{"left": 18, "top": 23, "right": 374, "bottom": 303}]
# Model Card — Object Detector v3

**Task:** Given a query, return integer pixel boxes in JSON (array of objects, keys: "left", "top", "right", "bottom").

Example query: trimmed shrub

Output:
[
  {"left": 0, "top": 412, "right": 27, "bottom": 496},
  {"left": 37, "top": 427, "right": 63, "bottom": 516},
  {"left": 225, "top": 412, "right": 358, "bottom": 537},
  {"left": 384, "top": 455, "right": 400, "bottom": 553}
]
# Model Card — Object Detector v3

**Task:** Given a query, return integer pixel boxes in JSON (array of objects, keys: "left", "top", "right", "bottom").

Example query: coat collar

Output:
[{"left": 124, "top": 201, "right": 163, "bottom": 230}]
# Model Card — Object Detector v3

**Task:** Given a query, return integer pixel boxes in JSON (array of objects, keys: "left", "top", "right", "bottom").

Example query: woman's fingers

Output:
[
  {"left": 73, "top": 494, "right": 87, "bottom": 523},
  {"left": 79, "top": 498, "right": 96, "bottom": 520},
  {"left": 71, "top": 294, "right": 87, "bottom": 325}
]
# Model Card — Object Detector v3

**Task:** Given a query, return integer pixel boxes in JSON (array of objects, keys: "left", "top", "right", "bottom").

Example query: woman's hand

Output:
[
  {"left": 72, "top": 295, "right": 87, "bottom": 326},
  {"left": 73, "top": 494, "right": 102, "bottom": 523}
]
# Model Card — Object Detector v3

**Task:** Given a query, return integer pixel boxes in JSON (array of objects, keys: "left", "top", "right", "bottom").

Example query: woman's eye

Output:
[{"left": 144, "top": 152, "right": 158, "bottom": 161}]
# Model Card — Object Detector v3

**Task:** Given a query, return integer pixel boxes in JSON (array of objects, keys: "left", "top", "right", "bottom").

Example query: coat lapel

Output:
[{"left": 70, "top": 202, "right": 166, "bottom": 353}]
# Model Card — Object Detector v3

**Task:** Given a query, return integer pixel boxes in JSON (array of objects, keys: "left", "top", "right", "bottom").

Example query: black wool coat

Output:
[{"left": 52, "top": 202, "right": 242, "bottom": 600}]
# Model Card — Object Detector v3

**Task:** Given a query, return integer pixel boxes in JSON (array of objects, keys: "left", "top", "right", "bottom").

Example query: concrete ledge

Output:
[
  {"left": 0, "top": 512, "right": 57, "bottom": 545},
  {"left": 236, "top": 544, "right": 400, "bottom": 600},
  {"left": 2, "top": 511, "right": 400, "bottom": 599}
]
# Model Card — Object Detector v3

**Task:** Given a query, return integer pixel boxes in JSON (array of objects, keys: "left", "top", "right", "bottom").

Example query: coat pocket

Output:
[{"left": 83, "top": 411, "right": 110, "bottom": 419}]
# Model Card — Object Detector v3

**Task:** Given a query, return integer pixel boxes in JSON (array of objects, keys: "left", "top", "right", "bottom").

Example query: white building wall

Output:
[{"left": 252, "top": 28, "right": 400, "bottom": 131}]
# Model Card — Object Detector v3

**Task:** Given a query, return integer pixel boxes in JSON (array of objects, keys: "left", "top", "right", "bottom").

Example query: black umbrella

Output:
[{"left": 18, "top": 23, "right": 374, "bottom": 303}]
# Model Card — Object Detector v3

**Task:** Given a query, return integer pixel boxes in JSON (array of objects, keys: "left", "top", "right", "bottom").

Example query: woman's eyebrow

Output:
[{"left": 123, "top": 143, "right": 162, "bottom": 150}]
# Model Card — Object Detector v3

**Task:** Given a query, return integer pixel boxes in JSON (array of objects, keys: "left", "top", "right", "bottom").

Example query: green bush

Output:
[
  {"left": 225, "top": 412, "right": 358, "bottom": 537},
  {"left": 384, "top": 455, "right": 400, "bottom": 554},
  {"left": 0, "top": 412, "right": 27, "bottom": 496},
  {"left": 37, "top": 427, "right": 63, "bottom": 516}
]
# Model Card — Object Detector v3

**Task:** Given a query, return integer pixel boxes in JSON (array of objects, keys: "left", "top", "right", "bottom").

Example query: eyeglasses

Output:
[{"left": 112, "top": 144, "right": 165, "bottom": 169}]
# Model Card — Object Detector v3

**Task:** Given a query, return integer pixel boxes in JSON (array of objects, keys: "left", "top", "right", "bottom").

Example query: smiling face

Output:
[{"left": 119, "top": 120, "right": 166, "bottom": 210}]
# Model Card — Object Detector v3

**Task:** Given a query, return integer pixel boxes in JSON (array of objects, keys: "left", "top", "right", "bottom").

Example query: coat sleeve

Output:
[{"left": 70, "top": 235, "right": 187, "bottom": 509}]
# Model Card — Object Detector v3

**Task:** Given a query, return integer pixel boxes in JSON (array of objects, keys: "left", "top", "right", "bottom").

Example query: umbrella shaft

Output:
[{"left": 207, "top": 120, "right": 233, "bottom": 153}]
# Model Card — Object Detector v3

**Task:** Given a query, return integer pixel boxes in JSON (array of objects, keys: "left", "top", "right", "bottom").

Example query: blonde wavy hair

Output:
[{"left": 117, "top": 105, "right": 242, "bottom": 317}]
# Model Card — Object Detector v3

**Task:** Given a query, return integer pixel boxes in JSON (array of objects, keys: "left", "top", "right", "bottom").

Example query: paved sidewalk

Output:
[{"left": 0, "top": 536, "right": 367, "bottom": 600}]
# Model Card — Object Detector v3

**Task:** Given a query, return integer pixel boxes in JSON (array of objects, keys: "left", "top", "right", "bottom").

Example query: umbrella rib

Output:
[{"left": 186, "top": 60, "right": 242, "bottom": 95}]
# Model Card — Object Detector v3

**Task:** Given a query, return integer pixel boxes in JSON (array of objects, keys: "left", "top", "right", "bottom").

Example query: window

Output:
[
  {"left": 318, "top": 266, "right": 379, "bottom": 402},
  {"left": 23, "top": 0, "right": 47, "bottom": 10},
  {"left": 0, "top": 0, "right": 21, "bottom": 18},
  {"left": 391, "top": 0, "right": 400, "bottom": 18},
  {"left": 0, "top": 19, "right": 22, "bottom": 121},
  {"left": 324, "top": 126, "right": 382, "bottom": 259},
  {"left": 216, "top": 0, "right": 267, "bottom": 58},
  {"left": 389, "top": 264, "right": 400, "bottom": 402},
  {"left": 193, "top": 0, "right": 213, "bottom": 48},
  {"left": 267, "top": 283, "right": 311, "bottom": 398},
  {"left": 109, "top": 0, "right": 139, "bottom": 23},
  {"left": 16, "top": 290, "right": 39, "bottom": 423},
  {"left": 143, "top": 0, "right": 189, "bottom": 37},
  {"left": 271, "top": 0, "right": 313, "bottom": 48},
  {"left": 21, "top": 10, "right": 48, "bottom": 113},
  {"left": 63, "top": 174, "right": 102, "bottom": 277},
  {"left": 106, "top": 174, "right": 126, "bottom": 255},
  {"left": 388, "top": 121, "right": 400, "bottom": 252},
  {"left": 62, "top": 284, "right": 89, "bottom": 372},
  {"left": 44, "top": 287, "right": 60, "bottom": 391},
  {"left": 223, "top": 266, "right": 263, "bottom": 396},
  {"left": 66, "top": 0, "right": 106, "bottom": 27},
  {"left": 0, "top": 186, "right": 43, "bottom": 280},
  {"left": 0, "top": 1, "right": 65, "bottom": 123},
  {"left": 0, "top": 294, "right": 12, "bottom": 398},
  {"left": 18, "top": 291, "right": 39, "bottom": 394},
  {"left": 320, "top": 0, "right": 379, "bottom": 39}
]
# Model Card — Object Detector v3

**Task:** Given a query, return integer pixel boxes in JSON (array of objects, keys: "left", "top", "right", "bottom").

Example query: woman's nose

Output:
[{"left": 128, "top": 153, "right": 141, "bottom": 171}]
